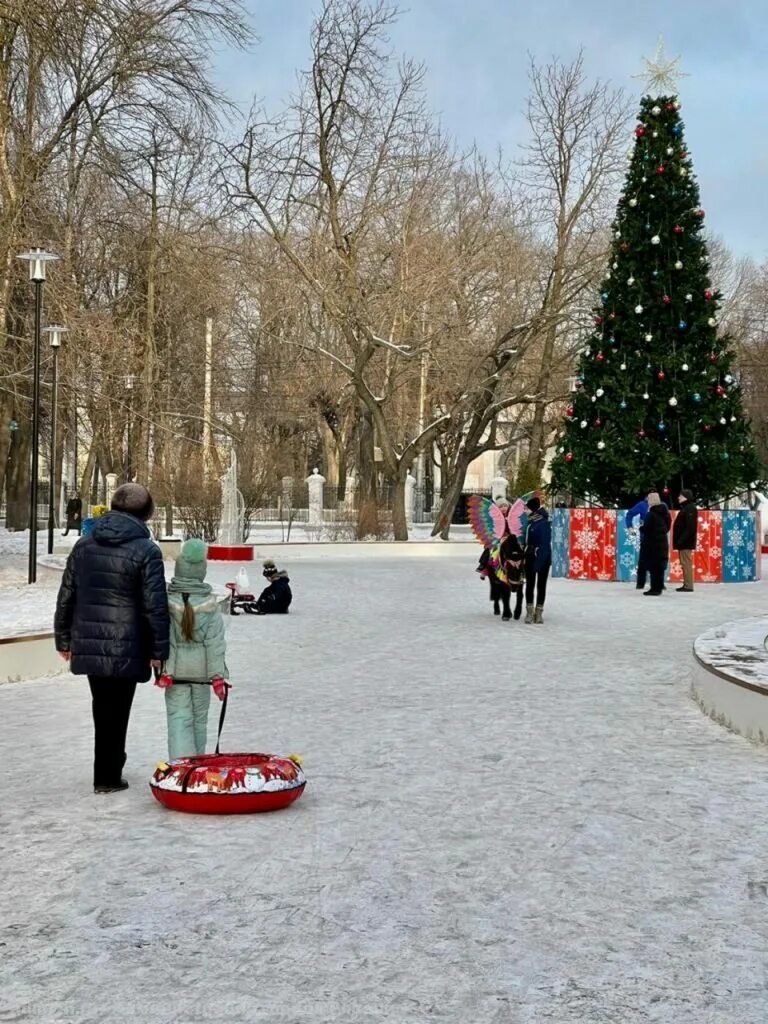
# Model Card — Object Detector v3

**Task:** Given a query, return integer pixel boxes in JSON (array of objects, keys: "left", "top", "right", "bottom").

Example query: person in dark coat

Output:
[
  {"left": 672, "top": 488, "right": 698, "bottom": 592},
  {"left": 63, "top": 491, "right": 83, "bottom": 536},
  {"left": 643, "top": 491, "right": 672, "bottom": 596},
  {"left": 255, "top": 560, "right": 292, "bottom": 614},
  {"left": 524, "top": 497, "right": 552, "bottom": 624},
  {"left": 54, "top": 483, "right": 170, "bottom": 793}
]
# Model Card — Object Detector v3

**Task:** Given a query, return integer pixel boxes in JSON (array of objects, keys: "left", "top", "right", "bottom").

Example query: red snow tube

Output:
[{"left": 150, "top": 753, "right": 306, "bottom": 815}]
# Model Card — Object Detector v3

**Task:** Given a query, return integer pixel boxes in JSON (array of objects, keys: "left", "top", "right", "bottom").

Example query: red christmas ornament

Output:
[
  {"left": 703, "top": 424, "right": 712, "bottom": 432},
  {"left": 566, "top": 405, "right": 574, "bottom": 417},
  {"left": 638, "top": 428, "right": 646, "bottom": 439},
  {"left": 620, "top": 242, "right": 630, "bottom": 253},
  {"left": 565, "top": 452, "right": 574, "bottom": 463},
  {"left": 704, "top": 289, "right": 713, "bottom": 300},
  {"left": 715, "top": 385, "right": 726, "bottom": 397},
  {"left": 663, "top": 486, "right": 670, "bottom": 495},
  {"left": 673, "top": 225, "right": 684, "bottom": 235},
  {"left": 665, "top": 102, "right": 676, "bottom": 112},
  {"left": 595, "top": 418, "right": 603, "bottom": 427},
  {"left": 635, "top": 125, "right": 646, "bottom": 138},
  {"left": 595, "top": 351, "right": 605, "bottom": 362},
  {"left": 709, "top": 351, "right": 719, "bottom": 363},
  {"left": 662, "top": 294, "right": 672, "bottom": 305},
  {"left": 696, "top": 209, "right": 706, "bottom": 218},
  {"left": 656, "top": 164, "right": 666, "bottom": 175},
  {"left": 594, "top": 316, "right": 603, "bottom": 326},
  {"left": 680, "top": 151, "right": 688, "bottom": 158},
  {"left": 657, "top": 370, "right": 666, "bottom": 381}
]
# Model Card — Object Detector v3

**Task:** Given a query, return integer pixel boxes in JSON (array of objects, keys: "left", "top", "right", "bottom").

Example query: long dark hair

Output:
[{"left": 181, "top": 594, "right": 196, "bottom": 641}]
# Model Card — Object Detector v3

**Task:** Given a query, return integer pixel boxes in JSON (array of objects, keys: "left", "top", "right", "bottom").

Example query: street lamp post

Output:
[
  {"left": 44, "top": 325, "right": 68, "bottom": 555},
  {"left": 17, "top": 248, "right": 59, "bottom": 583},
  {"left": 125, "top": 374, "right": 135, "bottom": 481}
]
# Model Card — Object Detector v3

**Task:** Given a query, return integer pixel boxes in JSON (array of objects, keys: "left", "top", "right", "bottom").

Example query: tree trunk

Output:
[
  {"left": 6, "top": 429, "right": 30, "bottom": 529},
  {"left": 391, "top": 472, "right": 408, "bottom": 541},
  {"left": 356, "top": 404, "right": 379, "bottom": 538},
  {"left": 432, "top": 456, "right": 470, "bottom": 541},
  {"left": 80, "top": 443, "right": 96, "bottom": 505}
]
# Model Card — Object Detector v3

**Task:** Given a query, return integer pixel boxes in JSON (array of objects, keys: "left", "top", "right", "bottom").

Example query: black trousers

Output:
[
  {"left": 88, "top": 677, "right": 137, "bottom": 786},
  {"left": 636, "top": 543, "right": 648, "bottom": 588},
  {"left": 525, "top": 560, "right": 551, "bottom": 607},
  {"left": 647, "top": 559, "right": 667, "bottom": 595}
]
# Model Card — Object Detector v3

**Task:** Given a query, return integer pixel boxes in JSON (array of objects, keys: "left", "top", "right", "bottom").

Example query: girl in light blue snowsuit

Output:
[{"left": 156, "top": 539, "right": 229, "bottom": 760}]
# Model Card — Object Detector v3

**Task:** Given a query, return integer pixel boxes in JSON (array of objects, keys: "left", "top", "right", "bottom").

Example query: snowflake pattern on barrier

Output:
[
  {"left": 726, "top": 527, "right": 745, "bottom": 550},
  {"left": 570, "top": 557, "right": 584, "bottom": 576},
  {"left": 574, "top": 528, "right": 600, "bottom": 554}
]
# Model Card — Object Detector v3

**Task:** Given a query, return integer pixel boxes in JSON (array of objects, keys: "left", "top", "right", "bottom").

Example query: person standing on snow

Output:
[
  {"left": 642, "top": 492, "right": 672, "bottom": 597},
  {"left": 523, "top": 496, "right": 552, "bottom": 624},
  {"left": 63, "top": 491, "right": 83, "bottom": 536},
  {"left": 255, "top": 560, "right": 292, "bottom": 614},
  {"left": 54, "top": 483, "right": 170, "bottom": 794},
  {"left": 154, "top": 539, "right": 229, "bottom": 759},
  {"left": 625, "top": 491, "right": 652, "bottom": 590},
  {"left": 672, "top": 489, "right": 698, "bottom": 593}
]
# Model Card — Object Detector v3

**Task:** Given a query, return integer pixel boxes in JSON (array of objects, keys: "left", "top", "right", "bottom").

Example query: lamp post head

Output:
[
  {"left": 43, "top": 324, "right": 68, "bottom": 349},
  {"left": 17, "top": 248, "right": 59, "bottom": 282}
]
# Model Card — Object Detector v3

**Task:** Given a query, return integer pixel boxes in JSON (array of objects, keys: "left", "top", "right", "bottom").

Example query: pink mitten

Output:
[
  {"left": 211, "top": 676, "right": 230, "bottom": 701},
  {"left": 155, "top": 673, "right": 174, "bottom": 690}
]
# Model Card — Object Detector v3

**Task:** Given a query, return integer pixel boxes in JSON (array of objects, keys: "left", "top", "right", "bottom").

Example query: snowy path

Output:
[{"left": 2, "top": 552, "right": 768, "bottom": 1024}]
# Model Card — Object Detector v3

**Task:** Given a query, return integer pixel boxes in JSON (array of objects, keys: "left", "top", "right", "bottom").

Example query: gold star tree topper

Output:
[{"left": 633, "top": 37, "right": 690, "bottom": 93}]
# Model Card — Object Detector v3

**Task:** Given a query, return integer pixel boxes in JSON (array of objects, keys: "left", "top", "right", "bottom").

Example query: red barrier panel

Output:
[
  {"left": 669, "top": 510, "right": 722, "bottom": 584},
  {"left": 568, "top": 507, "right": 617, "bottom": 581}
]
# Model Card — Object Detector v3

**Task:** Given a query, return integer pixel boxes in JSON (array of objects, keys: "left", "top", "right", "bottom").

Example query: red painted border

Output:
[{"left": 207, "top": 545, "right": 254, "bottom": 561}]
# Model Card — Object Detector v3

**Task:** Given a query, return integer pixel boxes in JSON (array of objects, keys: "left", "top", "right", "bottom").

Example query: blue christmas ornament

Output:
[
  {"left": 658, "top": 421, "right": 666, "bottom": 431},
  {"left": 620, "top": 399, "right": 627, "bottom": 409},
  {"left": 693, "top": 392, "right": 702, "bottom": 402},
  {"left": 672, "top": 125, "right": 682, "bottom": 136},
  {"left": 609, "top": 335, "right": 616, "bottom": 344},
  {"left": 723, "top": 452, "right": 730, "bottom": 460},
  {"left": 679, "top": 320, "right": 688, "bottom": 330}
]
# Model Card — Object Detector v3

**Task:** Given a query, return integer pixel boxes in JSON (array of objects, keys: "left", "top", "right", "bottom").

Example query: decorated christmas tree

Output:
[{"left": 550, "top": 44, "right": 761, "bottom": 507}]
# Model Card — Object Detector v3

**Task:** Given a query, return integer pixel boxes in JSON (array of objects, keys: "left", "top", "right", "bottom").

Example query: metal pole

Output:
[
  {"left": 28, "top": 280, "right": 42, "bottom": 583},
  {"left": 203, "top": 316, "right": 213, "bottom": 482},
  {"left": 47, "top": 343, "right": 58, "bottom": 554}
]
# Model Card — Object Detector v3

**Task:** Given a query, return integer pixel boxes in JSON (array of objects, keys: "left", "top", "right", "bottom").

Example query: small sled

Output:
[
  {"left": 149, "top": 682, "right": 306, "bottom": 814},
  {"left": 150, "top": 752, "right": 306, "bottom": 814},
  {"left": 225, "top": 582, "right": 261, "bottom": 616}
]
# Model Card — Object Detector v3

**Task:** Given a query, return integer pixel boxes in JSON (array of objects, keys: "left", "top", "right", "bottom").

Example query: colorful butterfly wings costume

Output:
[{"left": 467, "top": 494, "right": 533, "bottom": 548}]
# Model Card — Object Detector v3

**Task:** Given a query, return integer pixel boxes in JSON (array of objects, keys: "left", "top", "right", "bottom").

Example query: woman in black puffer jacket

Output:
[
  {"left": 643, "top": 491, "right": 672, "bottom": 597},
  {"left": 55, "top": 484, "right": 170, "bottom": 793}
]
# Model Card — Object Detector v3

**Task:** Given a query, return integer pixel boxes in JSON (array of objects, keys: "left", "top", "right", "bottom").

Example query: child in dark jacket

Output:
[{"left": 255, "top": 561, "right": 292, "bottom": 614}]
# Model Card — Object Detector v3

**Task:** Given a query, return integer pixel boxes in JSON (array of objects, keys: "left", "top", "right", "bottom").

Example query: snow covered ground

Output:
[{"left": 2, "top": 551, "right": 768, "bottom": 1023}]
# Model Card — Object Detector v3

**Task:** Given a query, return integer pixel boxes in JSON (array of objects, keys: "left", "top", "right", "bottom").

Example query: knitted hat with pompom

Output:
[{"left": 175, "top": 538, "right": 208, "bottom": 581}]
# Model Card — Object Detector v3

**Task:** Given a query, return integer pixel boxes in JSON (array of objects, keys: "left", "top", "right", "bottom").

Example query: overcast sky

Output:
[{"left": 214, "top": 0, "right": 768, "bottom": 261}]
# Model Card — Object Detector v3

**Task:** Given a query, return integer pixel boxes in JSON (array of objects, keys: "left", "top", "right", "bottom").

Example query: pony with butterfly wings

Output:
[{"left": 469, "top": 493, "right": 539, "bottom": 621}]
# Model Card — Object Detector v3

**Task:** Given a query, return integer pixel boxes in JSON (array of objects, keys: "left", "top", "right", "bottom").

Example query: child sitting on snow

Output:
[
  {"left": 155, "top": 539, "right": 230, "bottom": 760},
  {"left": 254, "top": 560, "right": 292, "bottom": 614}
]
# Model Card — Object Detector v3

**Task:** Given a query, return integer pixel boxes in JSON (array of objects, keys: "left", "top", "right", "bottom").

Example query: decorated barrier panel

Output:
[{"left": 551, "top": 508, "right": 760, "bottom": 583}]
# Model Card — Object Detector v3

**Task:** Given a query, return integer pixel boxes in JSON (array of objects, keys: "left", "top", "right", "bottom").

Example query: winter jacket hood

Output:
[{"left": 91, "top": 510, "right": 151, "bottom": 546}]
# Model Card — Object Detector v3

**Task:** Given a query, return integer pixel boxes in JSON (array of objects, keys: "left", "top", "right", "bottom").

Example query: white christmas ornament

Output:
[
  {"left": 643, "top": 392, "right": 650, "bottom": 400},
  {"left": 629, "top": 198, "right": 637, "bottom": 207},
  {"left": 591, "top": 396, "right": 596, "bottom": 403},
  {"left": 724, "top": 374, "right": 733, "bottom": 383},
  {"left": 651, "top": 235, "right": 661, "bottom": 245},
  {"left": 615, "top": 229, "right": 621, "bottom": 238},
  {"left": 719, "top": 417, "right": 727, "bottom": 425},
  {"left": 680, "top": 168, "right": 688, "bottom": 177},
  {"left": 708, "top": 317, "right": 717, "bottom": 327},
  {"left": 674, "top": 260, "right": 683, "bottom": 269},
  {"left": 690, "top": 443, "right": 699, "bottom": 453},
  {"left": 645, "top": 333, "right": 653, "bottom": 342},
  {"left": 627, "top": 276, "right": 635, "bottom": 285},
  {"left": 596, "top": 388, "right": 605, "bottom": 397},
  {"left": 620, "top": 363, "right": 627, "bottom": 370},
  {"left": 651, "top": 105, "right": 662, "bottom": 115},
  {"left": 682, "top": 363, "right": 689, "bottom": 371},
  {"left": 642, "top": 176, "right": 648, "bottom": 182},
  {"left": 669, "top": 397, "right": 678, "bottom": 406},
  {"left": 652, "top": 131, "right": 658, "bottom": 138},
  {"left": 667, "top": 147, "right": 674, "bottom": 155},
  {"left": 685, "top": 293, "right": 692, "bottom": 301},
  {"left": 597, "top": 441, "right": 606, "bottom": 450},
  {"left": 634, "top": 304, "right": 644, "bottom": 314},
  {"left": 730, "top": 415, "right": 737, "bottom": 422},
  {"left": 580, "top": 420, "right": 587, "bottom": 428}
]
